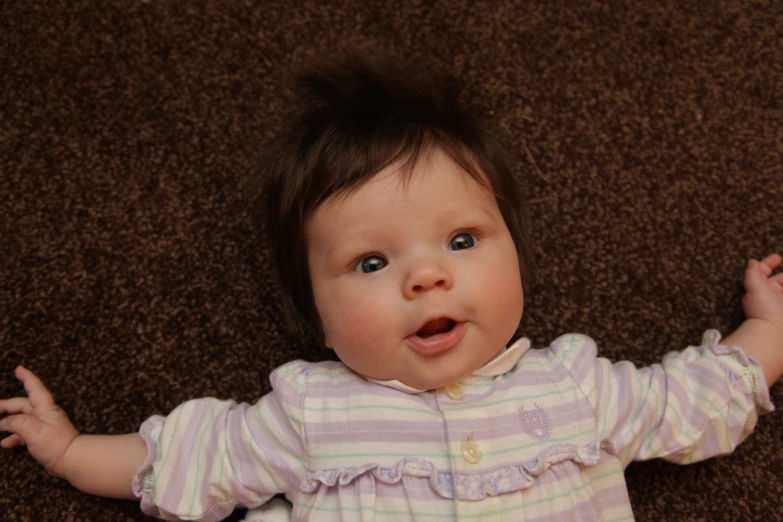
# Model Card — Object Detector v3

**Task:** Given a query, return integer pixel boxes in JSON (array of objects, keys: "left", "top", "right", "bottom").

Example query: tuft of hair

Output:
[{"left": 262, "top": 50, "right": 534, "bottom": 343}]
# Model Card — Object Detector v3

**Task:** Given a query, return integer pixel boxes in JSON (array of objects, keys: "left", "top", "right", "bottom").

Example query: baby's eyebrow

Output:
[
  {"left": 432, "top": 205, "right": 500, "bottom": 228},
  {"left": 322, "top": 232, "right": 378, "bottom": 261}
]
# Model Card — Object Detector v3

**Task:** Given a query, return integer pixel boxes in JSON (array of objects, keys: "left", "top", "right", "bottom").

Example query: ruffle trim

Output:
[
  {"left": 301, "top": 438, "right": 616, "bottom": 501},
  {"left": 699, "top": 329, "right": 775, "bottom": 414},
  {"left": 131, "top": 415, "right": 166, "bottom": 518}
]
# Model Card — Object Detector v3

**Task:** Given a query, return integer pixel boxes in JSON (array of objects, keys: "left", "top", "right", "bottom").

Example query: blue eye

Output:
[
  {"left": 449, "top": 233, "right": 477, "bottom": 251},
  {"left": 355, "top": 255, "right": 388, "bottom": 273}
]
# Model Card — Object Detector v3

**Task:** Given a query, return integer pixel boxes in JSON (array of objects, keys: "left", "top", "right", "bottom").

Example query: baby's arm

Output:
[
  {"left": 724, "top": 253, "right": 783, "bottom": 387},
  {"left": 0, "top": 366, "right": 146, "bottom": 500}
]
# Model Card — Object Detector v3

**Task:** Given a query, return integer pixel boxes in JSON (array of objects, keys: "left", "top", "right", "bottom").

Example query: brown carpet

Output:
[{"left": 1, "top": 1, "right": 781, "bottom": 520}]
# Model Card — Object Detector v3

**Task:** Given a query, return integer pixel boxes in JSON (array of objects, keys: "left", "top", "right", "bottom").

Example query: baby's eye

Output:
[
  {"left": 449, "top": 232, "right": 477, "bottom": 251},
  {"left": 354, "top": 255, "right": 388, "bottom": 273}
]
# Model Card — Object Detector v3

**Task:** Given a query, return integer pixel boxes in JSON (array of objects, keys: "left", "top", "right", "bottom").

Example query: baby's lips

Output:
[
  {"left": 416, "top": 317, "right": 457, "bottom": 338},
  {"left": 406, "top": 321, "right": 467, "bottom": 355}
]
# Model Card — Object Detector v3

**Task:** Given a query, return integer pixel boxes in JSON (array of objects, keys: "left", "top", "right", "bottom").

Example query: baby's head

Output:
[{"left": 264, "top": 53, "right": 534, "bottom": 389}]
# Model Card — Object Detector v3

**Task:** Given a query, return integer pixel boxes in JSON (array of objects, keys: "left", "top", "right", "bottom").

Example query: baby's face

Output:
[{"left": 306, "top": 148, "right": 524, "bottom": 390}]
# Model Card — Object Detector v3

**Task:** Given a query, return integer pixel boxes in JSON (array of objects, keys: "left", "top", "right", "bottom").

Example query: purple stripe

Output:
[
  {"left": 613, "top": 362, "right": 635, "bottom": 428},
  {"left": 563, "top": 339, "right": 597, "bottom": 386},
  {"left": 626, "top": 368, "right": 673, "bottom": 457},
  {"left": 307, "top": 418, "right": 445, "bottom": 444},
  {"left": 225, "top": 404, "right": 265, "bottom": 506},
  {"left": 497, "top": 363, "right": 571, "bottom": 390},
  {"left": 195, "top": 404, "right": 230, "bottom": 513},
  {"left": 243, "top": 396, "right": 306, "bottom": 489},
  {"left": 625, "top": 369, "right": 723, "bottom": 461},
  {"left": 593, "top": 357, "right": 607, "bottom": 411},
  {"left": 451, "top": 399, "right": 591, "bottom": 438},
  {"left": 684, "top": 362, "right": 733, "bottom": 402},
  {"left": 594, "top": 483, "right": 632, "bottom": 510},
  {"left": 660, "top": 372, "right": 713, "bottom": 445},
  {"left": 700, "top": 421, "right": 721, "bottom": 459},
  {"left": 271, "top": 372, "right": 305, "bottom": 408},
  {"left": 728, "top": 406, "right": 753, "bottom": 444},
  {"left": 525, "top": 497, "right": 602, "bottom": 522},
  {"left": 257, "top": 396, "right": 308, "bottom": 485},
  {"left": 160, "top": 399, "right": 218, "bottom": 512},
  {"left": 265, "top": 391, "right": 306, "bottom": 457},
  {"left": 306, "top": 398, "right": 593, "bottom": 445}
]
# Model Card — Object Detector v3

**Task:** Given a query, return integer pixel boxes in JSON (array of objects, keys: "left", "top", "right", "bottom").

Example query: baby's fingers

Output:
[
  {"left": 758, "top": 253, "right": 782, "bottom": 275},
  {"left": 0, "top": 414, "right": 43, "bottom": 445},
  {"left": 0, "top": 397, "right": 33, "bottom": 415},
  {"left": 15, "top": 366, "right": 55, "bottom": 414},
  {"left": 0, "top": 433, "right": 24, "bottom": 448},
  {"left": 745, "top": 255, "right": 782, "bottom": 294}
]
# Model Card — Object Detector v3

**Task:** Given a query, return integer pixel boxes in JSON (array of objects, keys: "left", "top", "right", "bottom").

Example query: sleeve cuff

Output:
[
  {"left": 131, "top": 414, "right": 166, "bottom": 518},
  {"left": 701, "top": 329, "right": 775, "bottom": 415}
]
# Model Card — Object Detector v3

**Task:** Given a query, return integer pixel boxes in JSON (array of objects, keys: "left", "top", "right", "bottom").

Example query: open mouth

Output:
[{"left": 416, "top": 318, "right": 457, "bottom": 338}]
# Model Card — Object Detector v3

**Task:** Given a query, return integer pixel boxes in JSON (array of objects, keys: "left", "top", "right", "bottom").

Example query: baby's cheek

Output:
[
  {"left": 329, "top": 300, "right": 397, "bottom": 380},
  {"left": 482, "top": 255, "right": 524, "bottom": 321},
  {"left": 327, "top": 291, "right": 390, "bottom": 349}
]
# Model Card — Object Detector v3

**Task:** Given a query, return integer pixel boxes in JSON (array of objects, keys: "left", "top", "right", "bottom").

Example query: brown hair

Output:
[{"left": 263, "top": 52, "right": 534, "bottom": 343}]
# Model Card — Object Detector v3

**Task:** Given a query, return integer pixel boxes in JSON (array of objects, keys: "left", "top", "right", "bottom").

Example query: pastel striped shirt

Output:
[{"left": 132, "top": 330, "right": 773, "bottom": 521}]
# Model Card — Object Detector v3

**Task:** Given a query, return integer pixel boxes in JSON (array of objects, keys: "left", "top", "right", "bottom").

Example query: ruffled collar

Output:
[{"left": 369, "top": 337, "right": 531, "bottom": 394}]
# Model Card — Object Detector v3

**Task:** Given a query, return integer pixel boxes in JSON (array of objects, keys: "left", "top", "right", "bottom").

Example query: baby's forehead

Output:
[
  {"left": 316, "top": 147, "right": 491, "bottom": 212},
  {"left": 308, "top": 157, "right": 498, "bottom": 242}
]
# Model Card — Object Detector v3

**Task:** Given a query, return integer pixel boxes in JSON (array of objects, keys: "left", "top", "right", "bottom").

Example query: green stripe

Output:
[
  {"left": 666, "top": 363, "right": 746, "bottom": 420},
  {"left": 588, "top": 468, "right": 625, "bottom": 482},
  {"left": 584, "top": 382, "right": 596, "bottom": 403}
]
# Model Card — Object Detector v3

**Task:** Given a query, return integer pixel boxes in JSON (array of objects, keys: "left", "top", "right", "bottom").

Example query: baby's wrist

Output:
[
  {"left": 742, "top": 317, "right": 783, "bottom": 340},
  {"left": 50, "top": 431, "right": 82, "bottom": 482}
]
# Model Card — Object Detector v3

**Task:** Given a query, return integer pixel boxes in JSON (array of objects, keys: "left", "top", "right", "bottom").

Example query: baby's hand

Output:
[
  {"left": 0, "top": 366, "right": 80, "bottom": 478},
  {"left": 742, "top": 254, "right": 783, "bottom": 331}
]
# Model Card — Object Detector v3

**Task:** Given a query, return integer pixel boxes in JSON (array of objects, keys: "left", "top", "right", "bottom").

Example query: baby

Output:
[{"left": 1, "top": 53, "right": 781, "bottom": 522}]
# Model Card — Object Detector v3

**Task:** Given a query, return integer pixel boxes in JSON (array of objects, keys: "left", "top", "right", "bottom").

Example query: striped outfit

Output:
[{"left": 132, "top": 330, "right": 773, "bottom": 521}]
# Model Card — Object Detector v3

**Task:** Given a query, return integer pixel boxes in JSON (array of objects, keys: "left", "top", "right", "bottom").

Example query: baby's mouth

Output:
[{"left": 416, "top": 318, "right": 457, "bottom": 338}]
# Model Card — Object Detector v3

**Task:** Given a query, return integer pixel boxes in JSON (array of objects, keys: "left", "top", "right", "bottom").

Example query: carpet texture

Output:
[{"left": 1, "top": 1, "right": 781, "bottom": 520}]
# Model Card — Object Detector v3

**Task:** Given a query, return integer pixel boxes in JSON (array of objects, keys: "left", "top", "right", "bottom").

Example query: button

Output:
[
  {"left": 461, "top": 433, "right": 482, "bottom": 464},
  {"left": 444, "top": 383, "right": 464, "bottom": 401}
]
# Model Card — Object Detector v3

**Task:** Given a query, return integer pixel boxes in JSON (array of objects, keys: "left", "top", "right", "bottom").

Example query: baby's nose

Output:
[{"left": 403, "top": 262, "right": 453, "bottom": 299}]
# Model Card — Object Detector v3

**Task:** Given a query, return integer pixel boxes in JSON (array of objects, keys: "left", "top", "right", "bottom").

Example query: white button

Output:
[
  {"left": 461, "top": 433, "right": 482, "bottom": 464},
  {"left": 444, "top": 383, "right": 464, "bottom": 401}
]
